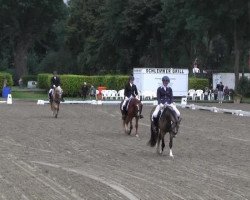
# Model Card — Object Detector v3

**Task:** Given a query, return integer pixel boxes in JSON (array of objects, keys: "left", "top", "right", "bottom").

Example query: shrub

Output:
[
  {"left": 37, "top": 73, "right": 128, "bottom": 97},
  {"left": 37, "top": 74, "right": 51, "bottom": 90},
  {"left": 0, "top": 72, "right": 13, "bottom": 89},
  {"left": 236, "top": 76, "right": 250, "bottom": 97},
  {"left": 189, "top": 77, "right": 209, "bottom": 90}
]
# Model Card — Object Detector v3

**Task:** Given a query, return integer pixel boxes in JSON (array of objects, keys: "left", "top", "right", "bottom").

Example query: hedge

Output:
[
  {"left": 189, "top": 77, "right": 209, "bottom": 90},
  {"left": 37, "top": 74, "right": 128, "bottom": 97},
  {"left": 0, "top": 72, "right": 13, "bottom": 90}
]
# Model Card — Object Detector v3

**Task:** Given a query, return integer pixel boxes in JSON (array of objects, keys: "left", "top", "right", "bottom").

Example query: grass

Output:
[{"left": 11, "top": 91, "right": 48, "bottom": 100}]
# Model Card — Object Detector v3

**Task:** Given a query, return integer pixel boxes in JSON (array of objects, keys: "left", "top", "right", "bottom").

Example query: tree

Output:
[{"left": 0, "top": 0, "right": 66, "bottom": 81}]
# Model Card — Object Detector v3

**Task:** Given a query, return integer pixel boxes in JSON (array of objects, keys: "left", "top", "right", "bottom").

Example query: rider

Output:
[
  {"left": 48, "top": 71, "right": 64, "bottom": 102},
  {"left": 121, "top": 75, "right": 143, "bottom": 119},
  {"left": 151, "top": 75, "right": 181, "bottom": 130}
]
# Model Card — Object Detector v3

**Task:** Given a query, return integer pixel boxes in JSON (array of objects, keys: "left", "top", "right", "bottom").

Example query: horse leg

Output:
[
  {"left": 128, "top": 120, "right": 133, "bottom": 135},
  {"left": 124, "top": 121, "right": 128, "bottom": 134},
  {"left": 169, "top": 134, "right": 174, "bottom": 158},
  {"left": 124, "top": 118, "right": 131, "bottom": 135},
  {"left": 55, "top": 106, "right": 59, "bottom": 118},
  {"left": 157, "top": 131, "right": 162, "bottom": 155},
  {"left": 135, "top": 117, "right": 139, "bottom": 137},
  {"left": 161, "top": 135, "right": 165, "bottom": 153}
]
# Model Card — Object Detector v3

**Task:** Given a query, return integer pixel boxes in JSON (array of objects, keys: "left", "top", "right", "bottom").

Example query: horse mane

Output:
[{"left": 161, "top": 106, "right": 178, "bottom": 123}]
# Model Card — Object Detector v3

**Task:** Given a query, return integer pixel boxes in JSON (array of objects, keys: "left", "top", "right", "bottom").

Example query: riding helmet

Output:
[
  {"left": 162, "top": 76, "right": 170, "bottom": 82},
  {"left": 129, "top": 75, "right": 134, "bottom": 81}
]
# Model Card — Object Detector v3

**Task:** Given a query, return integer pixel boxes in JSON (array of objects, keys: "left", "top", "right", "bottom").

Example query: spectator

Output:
[
  {"left": 213, "top": 88, "right": 218, "bottom": 101},
  {"left": 192, "top": 58, "right": 200, "bottom": 74},
  {"left": 204, "top": 87, "right": 210, "bottom": 100},
  {"left": 81, "top": 82, "right": 89, "bottom": 100},
  {"left": 223, "top": 86, "right": 230, "bottom": 101},
  {"left": 89, "top": 85, "right": 96, "bottom": 99},
  {"left": 18, "top": 78, "right": 23, "bottom": 88},
  {"left": 216, "top": 82, "right": 224, "bottom": 103}
]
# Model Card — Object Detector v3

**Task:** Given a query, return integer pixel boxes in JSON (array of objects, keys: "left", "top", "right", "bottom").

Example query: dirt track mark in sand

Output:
[{"left": 32, "top": 161, "right": 140, "bottom": 200}]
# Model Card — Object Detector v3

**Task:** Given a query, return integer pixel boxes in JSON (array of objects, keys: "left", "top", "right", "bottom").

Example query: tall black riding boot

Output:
[
  {"left": 49, "top": 93, "right": 52, "bottom": 103},
  {"left": 122, "top": 109, "right": 127, "bottom": 120},
  {"left": 152, "top": 117, "right": 158, "bottom": 133}
]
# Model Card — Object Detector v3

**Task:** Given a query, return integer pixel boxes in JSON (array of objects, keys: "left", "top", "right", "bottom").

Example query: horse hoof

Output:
[
  {"left": 135, "top": 134, "right": 139, "bottom": 138},
  {"left": 157, "top": 150, "right": 162, "bottom": 155}
]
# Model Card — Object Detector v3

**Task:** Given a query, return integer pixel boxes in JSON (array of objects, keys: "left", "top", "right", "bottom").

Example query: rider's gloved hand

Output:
[{"left": 159, "top": 103, "right": 164, "bottom": 108}]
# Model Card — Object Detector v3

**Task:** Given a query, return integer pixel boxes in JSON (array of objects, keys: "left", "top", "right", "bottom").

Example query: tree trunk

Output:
[
  {"left": 233, "top": 19, "right": 240, "bottom": 90},
  {"left": 13, "top": 40, "right": 31, "bottom": 82}
]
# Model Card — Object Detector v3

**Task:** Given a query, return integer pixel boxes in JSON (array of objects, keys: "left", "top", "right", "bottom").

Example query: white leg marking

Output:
[{"left": 169, "top": 149, "right": 174, "bottom": 158}]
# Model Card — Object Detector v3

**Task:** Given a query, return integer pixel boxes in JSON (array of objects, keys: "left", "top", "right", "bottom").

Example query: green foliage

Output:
[
  {"left": 0, "top": 0, "right": 67, "bottom": 79},
  {"left": 37, "top": 73, "right": 128, "bottom": 97},
  {"left": 189, "top": 77, "right": 209, "bottom": 90},
  {"left": 37, "top": 74, "right": 51, "bottom": 90},
  {"left": 236, "top": 76, "right": 250, "bottom": 97},
  {"left": 0, "top": 72, "right": 13, "bottom": 89},
  {"left": 1, "top": 0, "right": 249, "bottom": 79}
]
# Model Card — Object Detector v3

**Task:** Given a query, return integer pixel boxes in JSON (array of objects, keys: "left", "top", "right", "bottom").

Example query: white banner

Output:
[{"left": 133, "top": 68, "right": 189, "bottom": 97}]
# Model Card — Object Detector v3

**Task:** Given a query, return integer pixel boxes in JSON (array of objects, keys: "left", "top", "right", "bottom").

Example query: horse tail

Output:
[{"left": 148, "top": 123, "right": 158, "bottom": 147}]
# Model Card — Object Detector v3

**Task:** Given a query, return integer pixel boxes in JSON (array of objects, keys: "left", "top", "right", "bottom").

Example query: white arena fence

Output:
[{"left": 37, "top": 98, "right": 250, "bottom": 117}]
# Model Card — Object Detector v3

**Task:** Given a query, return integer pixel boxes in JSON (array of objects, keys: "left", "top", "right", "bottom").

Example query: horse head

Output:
[
  {"left": 131, "top": 98, "right": 142, "bottom": 118},
  {"left": 161, "top": 106, "right": 180, "bottom": 136},
  {"left": 53, "top": 87, "right": 61, "bottom": 103}
]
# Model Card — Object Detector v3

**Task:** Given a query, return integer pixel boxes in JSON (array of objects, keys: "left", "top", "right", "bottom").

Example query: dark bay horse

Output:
[
  {"left": 120, "top": 98, "right": 143, "bottom": 137},
  {"left": 50, "top": 87, "right": 61, "bottom": 118},
  {"left": 148, "top": 105, "right": 181, "bottom": 157}
]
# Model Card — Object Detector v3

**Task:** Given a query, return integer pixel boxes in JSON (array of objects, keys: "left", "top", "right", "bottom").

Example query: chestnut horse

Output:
[
  {"left": 50, "top": 87, "right": 61, "bottom": 118},
  {"left": 148, "top": 105, "right": 181, "bottom": 157},
  {"left": 120, "top": 98, "right": 143, "bottom": 137}
]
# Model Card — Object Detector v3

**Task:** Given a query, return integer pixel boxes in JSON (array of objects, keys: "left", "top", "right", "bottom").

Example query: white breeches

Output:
[
  {"left": 152, "top": 103, "right": 180, "bottom": 120},
  {"left": 121, "top": 96, "right": 130, "bottom": 110}
]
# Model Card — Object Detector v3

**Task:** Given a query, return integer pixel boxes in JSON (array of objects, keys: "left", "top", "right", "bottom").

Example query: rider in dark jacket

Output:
[
  {"left": 121, "top": 75, "right": 143, "bottom": 119},
  {"left": 48, "top": 71, "right": 64, "bottom": 102},
  {"left": 152, "top": 76, "right": 180, "bottom": 129}
]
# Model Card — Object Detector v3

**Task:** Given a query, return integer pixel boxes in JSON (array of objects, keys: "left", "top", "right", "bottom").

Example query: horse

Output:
[
  {"left": 148, "top": 105, "right": 181, "bottom": 157},
  {"left": 120, "top": 97, "right": 143, "bottom": 137},
  {"left": 50, "top": 87, "right": 61, "bottom": 118}
]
